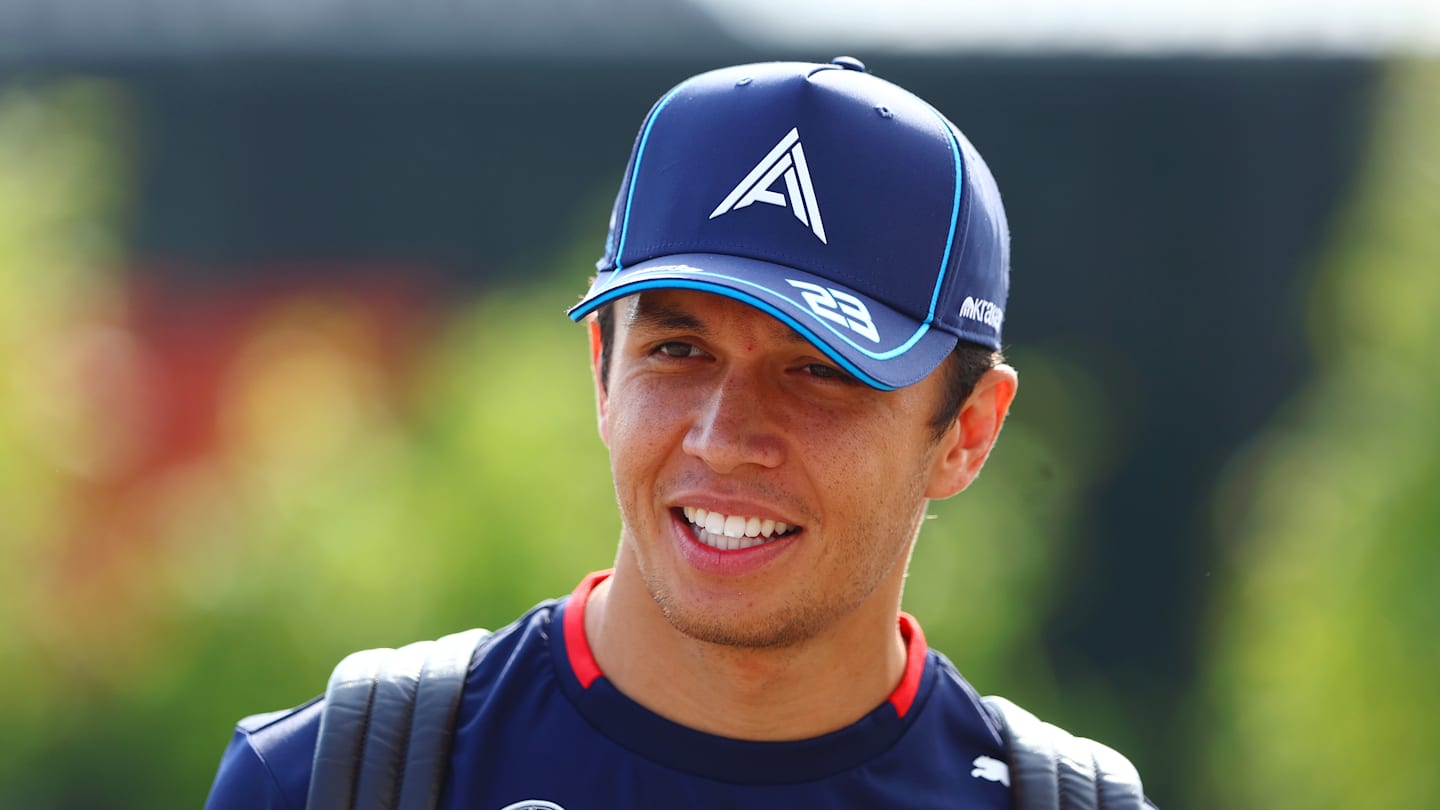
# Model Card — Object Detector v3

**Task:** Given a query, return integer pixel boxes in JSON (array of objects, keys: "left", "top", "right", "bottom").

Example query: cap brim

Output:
[{"left": 567, "top": 253, "right": 957, "bottom": 390}]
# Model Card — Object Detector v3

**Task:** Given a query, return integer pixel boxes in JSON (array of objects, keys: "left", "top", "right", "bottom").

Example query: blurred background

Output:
[{"left": 1, "top": 1, "right": 1437, "bottom": 807}]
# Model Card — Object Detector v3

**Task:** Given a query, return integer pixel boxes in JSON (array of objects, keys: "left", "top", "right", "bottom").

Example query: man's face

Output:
[{"left": 593, "top": 289, "right": 973, "bottom": 649}]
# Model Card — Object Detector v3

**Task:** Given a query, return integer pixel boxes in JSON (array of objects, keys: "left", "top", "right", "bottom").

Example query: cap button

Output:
[{"left": 831, "top": 56, "right": 867, "bottom": 72}]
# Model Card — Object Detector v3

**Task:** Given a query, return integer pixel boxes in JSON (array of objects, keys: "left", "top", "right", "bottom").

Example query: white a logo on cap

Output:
[{"left": 709, "top": 128, "right": 827, "bottom": 244}]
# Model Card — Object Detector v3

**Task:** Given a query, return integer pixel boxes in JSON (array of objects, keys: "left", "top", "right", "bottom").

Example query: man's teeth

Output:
[{"left": 682, "top": 506, "right": 795, "bottom": 550}]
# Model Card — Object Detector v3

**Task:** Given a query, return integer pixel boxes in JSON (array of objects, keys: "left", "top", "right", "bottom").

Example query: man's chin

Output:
[{"left": 653, "top": 598, "right": 819, "bottom": 651}]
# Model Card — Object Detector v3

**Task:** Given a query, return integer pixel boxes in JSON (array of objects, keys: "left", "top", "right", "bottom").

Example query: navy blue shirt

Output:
[{"left": 205, "top": 572, "right": 1013, "bottom": 809}]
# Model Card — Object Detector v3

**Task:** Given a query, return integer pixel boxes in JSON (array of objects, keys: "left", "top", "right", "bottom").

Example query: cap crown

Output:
[
  {"left": 578, "top": 60, "right": 1010, "bottom": 389},
  {"left": 599, "top": 61, "right": 1008, "bottom": 352}
]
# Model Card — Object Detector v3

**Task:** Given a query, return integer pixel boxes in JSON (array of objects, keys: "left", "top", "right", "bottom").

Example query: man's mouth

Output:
[{"left": 679, "top": 506, "right": 800, "bottom": 551}]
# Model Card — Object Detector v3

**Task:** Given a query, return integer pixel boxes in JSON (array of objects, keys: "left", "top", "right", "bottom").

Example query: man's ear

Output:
[
  {"left": 925, "top": 364, "right": 1018, "bottom": 500},
  {"left": 588, "top": 316, "right": 611, "bottom": 447}
]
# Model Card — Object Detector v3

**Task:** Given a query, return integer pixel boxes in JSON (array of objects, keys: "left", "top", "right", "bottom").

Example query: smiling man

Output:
[{"left": 206, "top": 57, "right": 1153, "bottom": 810}]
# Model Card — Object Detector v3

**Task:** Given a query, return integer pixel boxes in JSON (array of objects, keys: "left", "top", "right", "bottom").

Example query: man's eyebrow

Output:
[
  {"left": 627, "top": 295, "right": 812, "bottom": 346},
  {"left": 626, "top": 299, "right": 710, "bottom": 336}
]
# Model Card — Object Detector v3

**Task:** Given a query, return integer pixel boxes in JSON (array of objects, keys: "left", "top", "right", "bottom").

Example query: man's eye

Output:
[
  {"left": 656, "top": 342, "right": 704, "bottom": 359},
  {"left": 803, "top": 362, "right": 853, "bottom": 382}
]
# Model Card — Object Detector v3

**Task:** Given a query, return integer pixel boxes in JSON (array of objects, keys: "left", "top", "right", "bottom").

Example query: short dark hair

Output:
[{"left": 593, "top": 301, "right": 1000, "bottom": 442}]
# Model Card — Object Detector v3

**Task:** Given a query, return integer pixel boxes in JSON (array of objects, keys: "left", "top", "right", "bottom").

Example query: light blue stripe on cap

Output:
[
  {"left": 567, "top": 278, "right": 898, "bottom": 390},
  {"left": 611, "top": 82, "right": 690, "bottom": 277}
]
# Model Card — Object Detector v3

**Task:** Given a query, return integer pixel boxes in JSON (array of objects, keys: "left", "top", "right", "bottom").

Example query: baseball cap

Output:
[{"left": 568, "top": 57, "right": 1009, "bottom": 390}]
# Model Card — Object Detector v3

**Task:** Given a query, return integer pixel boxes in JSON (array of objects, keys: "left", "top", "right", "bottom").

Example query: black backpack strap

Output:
[
  {"left": 307, "top": 628, "right": 490, "bottom": 810},
  {"left": 981, "top": 695, "right": 1152, "bottom": 810}
]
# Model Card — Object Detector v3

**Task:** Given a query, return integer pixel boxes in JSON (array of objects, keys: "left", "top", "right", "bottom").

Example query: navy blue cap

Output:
[{"left": 568, "top": 58, "right": 1009, "bottom": 390}]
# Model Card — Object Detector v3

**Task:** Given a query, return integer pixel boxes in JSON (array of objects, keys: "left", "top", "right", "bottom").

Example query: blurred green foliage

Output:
[
  {"left": 0, "top": 80, "right": 620, "bottom": 806},
  {"left": 1206, "top": 61, "right": 1440, "bottom": 809},
  {"left": 0, "top": 79, "right": 142, "bottom": 805}
]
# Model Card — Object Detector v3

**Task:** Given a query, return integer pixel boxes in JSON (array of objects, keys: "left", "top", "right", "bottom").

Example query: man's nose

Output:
[{"left": 681, "top": 368, "right": 785, "bottom": 474}]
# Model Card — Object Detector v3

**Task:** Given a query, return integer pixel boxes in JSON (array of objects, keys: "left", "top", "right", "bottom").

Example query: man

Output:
[{"left": 206, "top": 57, "right": 1151, "bottom": 809}]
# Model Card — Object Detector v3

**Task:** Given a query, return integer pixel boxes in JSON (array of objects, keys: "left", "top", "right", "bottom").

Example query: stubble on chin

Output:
[{"left": 643, "top": 578, "right": 854, "bottom": 651}]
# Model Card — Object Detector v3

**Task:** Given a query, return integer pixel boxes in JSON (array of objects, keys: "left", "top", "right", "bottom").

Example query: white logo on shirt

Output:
[
  {"left": 499, "top": 802, "right": 565, "bottom": 810},
  {"left": 710, "top": 127, "right": 828, "bottom": 244},
  {"left": 971, "top": 755, "right": 1011, "bottom": 786}
]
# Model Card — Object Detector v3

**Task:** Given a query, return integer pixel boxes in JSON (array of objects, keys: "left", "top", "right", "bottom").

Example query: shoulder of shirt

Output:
[
  {"left": 236, "top": 697, "right": 322, "bottom": 736},
  {"left": 924, "top": 646, "right": 1008, "bottom": 751}
]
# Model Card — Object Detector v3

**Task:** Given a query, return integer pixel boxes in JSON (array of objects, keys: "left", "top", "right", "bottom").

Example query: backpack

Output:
[{"left": 306, "top": 629, "right": 1154, "bottom": 810}]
